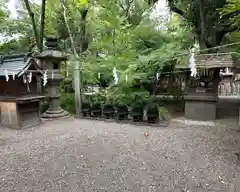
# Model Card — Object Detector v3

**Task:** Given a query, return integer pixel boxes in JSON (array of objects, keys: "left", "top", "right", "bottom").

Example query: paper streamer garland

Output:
[
  {"left": 4, "top": 69, "right": 9, "bottom": 82},
  {"left": 189, "top": 48, "right": 197, "bottom": 78},
  {"left": 43, "top": 70, "right": 48, "bottom": 86},
  {"left": 113, "top": 68, "right": 118, "bottom": 85},
  {"left": 28, "top": 72, "right": 32, "bottom": 83},
  {"left": 12, "top": 72, "right": 15, "bottom": 80}
]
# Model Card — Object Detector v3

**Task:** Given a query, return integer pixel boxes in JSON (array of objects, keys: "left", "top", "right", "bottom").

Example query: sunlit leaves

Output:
[
  {"left": 76, "top": 0, "right": 88, "bottom": 8},
  {"left": 221, "top": 0, "right": 240, "bottom": 27}
]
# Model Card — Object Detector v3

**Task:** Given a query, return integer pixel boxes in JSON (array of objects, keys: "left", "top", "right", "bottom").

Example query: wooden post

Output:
[
  {"left": 238, "top": 111, "right": 240, "bottom": 126},
  {"left": 74, "top": 66, "right": 82, "bottom": 116}
]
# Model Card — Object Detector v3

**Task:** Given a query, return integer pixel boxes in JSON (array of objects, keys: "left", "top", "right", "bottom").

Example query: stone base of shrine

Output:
[
  {"left": 41, "top": 109, "right": 69, "bottom": 120},
  {"left": 184, "top": 95, "right": 217, "bottom": 121}
]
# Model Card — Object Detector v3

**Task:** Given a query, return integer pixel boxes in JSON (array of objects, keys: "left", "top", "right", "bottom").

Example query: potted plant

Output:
[
  {"left": 91, "top": 103, "right": 102, "bottom": 117},
  {"left": 146, "top": 103, "right": 159, "bottom": 123},
  {"left": 102, "top": 104, "right": 115, "bottom": 119},
  {"left": 81, "top": 102, "right": 91, "bottom": 116},
  {"left": 61, "top": 79, "right": 74, "bottom": 93},
  {"left": 115, "top": 104, "right": 129, "bottom": 120},
  {"left": 131, "top": 103, "right": 144, "bottom": 122}
]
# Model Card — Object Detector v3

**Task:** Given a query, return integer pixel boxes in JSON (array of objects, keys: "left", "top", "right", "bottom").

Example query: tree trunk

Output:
[
  {"left": 39, "top": 0, "right": 46, "bottom": 52},
  {"left": 198, "top": 0, "right": 206, "bottom": 50},
  {"left": 59, "top": 0, "right": 78, "bottom": 56},
  {"left": 79, "top": 9, "right": 89, "bottom": 53},
  {"left": 23, "top": 0, "right": 40, "bottom": 51},
  {"left": 59, "top": 0, "right": 83, "bottom": 116}
]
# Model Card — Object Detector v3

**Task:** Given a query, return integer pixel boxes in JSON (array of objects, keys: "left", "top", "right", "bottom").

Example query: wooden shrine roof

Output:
[
  {"left": 176, "top": 53, "right": 234, "bottom": 69},
  {"left": 194, "top": 54, "right": 234, "bottom": 68},
  {"left": 0, "top": 53, "right": 39, "bottom": 77}
]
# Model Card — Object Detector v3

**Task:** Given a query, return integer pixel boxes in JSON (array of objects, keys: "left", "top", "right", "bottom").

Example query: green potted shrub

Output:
[
  {"left": 91, "top": 103, "right": 102, "bottom": 117},
  {"left": 146, "top": 102, "right": 159, "bottom": 123},
  {"left": 131, "top": 103, "right": 144, "bottom": 122},
  {"left": 102, "top": 104, "right": 115, "bottom": 119},
  {"left": 115, "top": 104, "right": 129, "bottom": 120}
]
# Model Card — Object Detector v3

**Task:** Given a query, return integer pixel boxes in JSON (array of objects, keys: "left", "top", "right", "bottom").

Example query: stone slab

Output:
[{"left": 185, "top": 100, "right": 217, "bottom": 121}]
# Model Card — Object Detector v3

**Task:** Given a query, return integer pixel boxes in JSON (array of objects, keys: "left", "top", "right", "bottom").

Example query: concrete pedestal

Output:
[
  {"left": 42, "top": 108, "right": 69, "bottom": 119},
  {"left": 184, "top": 95, "right": 217, "bottom": 121}
]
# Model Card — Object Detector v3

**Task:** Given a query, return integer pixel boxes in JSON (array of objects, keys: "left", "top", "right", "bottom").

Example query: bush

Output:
[
  {"left": 159, "top": 106, "right": 171, "bottom": 121},
  {"left": 40, "top": 99, "right": 49, "bottom": 114},
  {"left": 60, "top": 93, "right": 76, "bottom": 114},
  {"left": 91, "top": 103, "right": 102, "bottom": 117},
  {"left": 146, "top": 103, "right": 159, "bottom": 118}
]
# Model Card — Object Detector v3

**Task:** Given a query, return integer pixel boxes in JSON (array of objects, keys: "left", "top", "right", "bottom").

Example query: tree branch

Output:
[
  {"left": 222, "top": 24, "right": 239, "bottom": 33},
  {"left": 59, "top": 0, "right": 78, "bottom": 57},
  {"left": 118, "top": 0, "right": 135, "bottom": 23},
  {"left": 23, "top": 0, "right": 40, "bottom": 51},
  {"left": 146, "top": 0, "right": 159, "bottom": 5},
  {"left": 167, "top": 0, "right": 186, "bottom": 17},
  {"left": 79, "top": 8, "right": 89, "bottom": 53}
]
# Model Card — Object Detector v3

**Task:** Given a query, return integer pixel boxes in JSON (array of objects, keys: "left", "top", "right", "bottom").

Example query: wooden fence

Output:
[{"left": 218, "top": 83, "right": 240, "bottom": 96}]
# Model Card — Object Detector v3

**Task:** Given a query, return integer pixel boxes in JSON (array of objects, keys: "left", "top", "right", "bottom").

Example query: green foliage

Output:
[
  {"left": 0, "top": 36, "right": 31, "bottom": 54},
  {"left": 91, "top": 91, "right": 106, "bottom": 105},
  {"left": 60, "top": 93, "right": 76, "bottom": 114},
  {"left": 40, "top": 100, "right": 49, "bottom": 114},
  {"left": 60, "top": 79, "right": 76, "bottom": 113},
  {"left": 167, "top": 0, "right": 238, "bottom": 47},
  {"left": 221, "top": 0, "right": 240, "bottom": 27},
  {"left": 159, "top": 106, "right": 171, "bottom": 121},
  {"left": 79, "top": 3, "right": 193, "bottom": 105}
]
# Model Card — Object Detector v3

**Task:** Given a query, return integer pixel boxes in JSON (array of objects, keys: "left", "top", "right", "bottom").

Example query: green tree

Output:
[
  {"left": 159, "top": 0, "right": 239, "bottom": 49},
  {"left": 222, "top": 0, "right": 240, "bottom": 28}
]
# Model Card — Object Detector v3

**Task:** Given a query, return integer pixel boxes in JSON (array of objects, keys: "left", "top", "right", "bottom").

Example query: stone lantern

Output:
[{"left": 36, "top": 36, "right": 69, "bottom": 119}]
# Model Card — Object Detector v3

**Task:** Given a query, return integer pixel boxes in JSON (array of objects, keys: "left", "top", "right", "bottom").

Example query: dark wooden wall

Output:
[{"left": 0, "top": 76, "right": 38, "bottom": 97}]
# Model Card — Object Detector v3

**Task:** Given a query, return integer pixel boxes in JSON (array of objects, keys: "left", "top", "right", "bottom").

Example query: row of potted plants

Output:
[{"left": 81, "top": 102, "right": 160, "bottom": 123}]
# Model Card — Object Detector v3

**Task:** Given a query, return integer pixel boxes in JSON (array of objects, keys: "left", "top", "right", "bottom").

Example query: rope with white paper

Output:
[
  {"left": 113, "top": 67, "right": 118, "bottom": 85},
  {"left": 28, "top": 72, "right": 32, "bottom": 83},
  {"left": 4, "top": 69, "right": 9, "bottom": 82},
  {"left": 189, "top": 48, "right": 197, "bottom": 78},
  {"left": 12, "top": 72, "right": 15, "bottom": 80},
  {"left": 43, "top": 70, "right": 48, "bottom": 86}
]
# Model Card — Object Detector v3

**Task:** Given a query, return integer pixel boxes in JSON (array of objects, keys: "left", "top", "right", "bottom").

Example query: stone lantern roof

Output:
[{"left": 36, "top": 36, "right": 67, "bottom": 61}]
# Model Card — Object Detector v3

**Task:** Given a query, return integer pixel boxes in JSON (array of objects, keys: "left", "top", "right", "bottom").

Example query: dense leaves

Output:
[
  {"left": 166, "top": 0, "right": 239, "bottom": 48},
  {"left": 222, "top": 0, "right": 240, "bottom": 28}
]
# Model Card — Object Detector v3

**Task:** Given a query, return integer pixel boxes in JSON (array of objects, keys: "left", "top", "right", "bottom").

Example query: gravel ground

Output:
[{"left": 0, "top": 117, "right": 240, "bottom": 192}]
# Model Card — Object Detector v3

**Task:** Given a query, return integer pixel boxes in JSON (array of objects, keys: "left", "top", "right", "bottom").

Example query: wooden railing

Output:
[{"left": 218, "top": 83, "right": 240, "bottom": 96}]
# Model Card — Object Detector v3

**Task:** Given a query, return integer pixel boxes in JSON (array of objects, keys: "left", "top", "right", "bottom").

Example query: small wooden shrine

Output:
[
  {"left": 182, "top": 53, "right": 234, "bottom": 121},
  {"left": 0, "top": 53, "right": 45, "bottom": 128}
]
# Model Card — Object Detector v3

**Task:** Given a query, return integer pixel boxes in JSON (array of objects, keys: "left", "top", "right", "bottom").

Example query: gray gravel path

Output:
[{"left": 0, "top": 117, "right": 240, "bottom": 192}]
